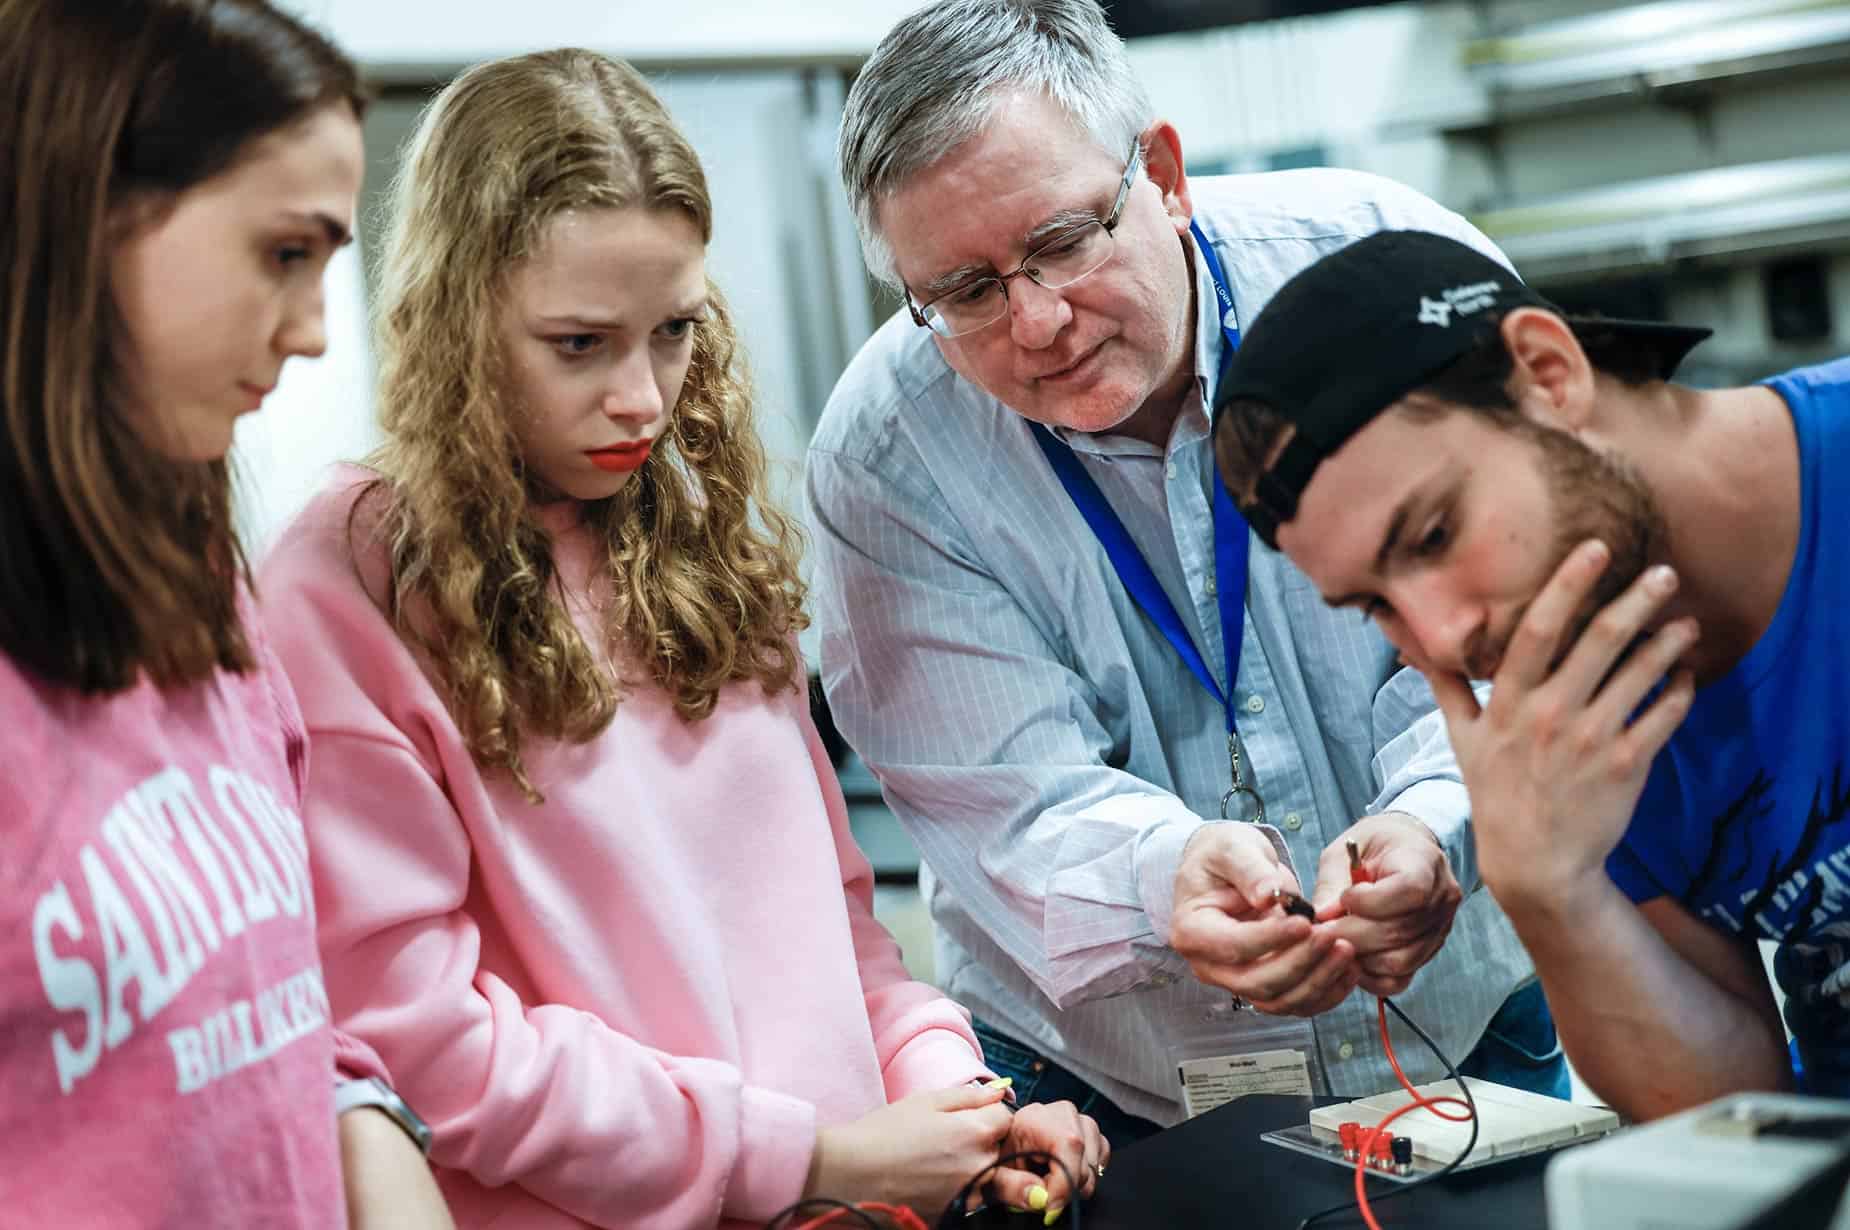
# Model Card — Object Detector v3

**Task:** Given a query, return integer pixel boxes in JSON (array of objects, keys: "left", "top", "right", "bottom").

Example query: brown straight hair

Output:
[{"left": 0, "top": 0, "right": 364, "bottom": 693}]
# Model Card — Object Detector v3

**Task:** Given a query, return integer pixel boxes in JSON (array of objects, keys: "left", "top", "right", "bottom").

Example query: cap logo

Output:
[{"left": 1416, "top": 279, "right": 1502, "bottom": 328}]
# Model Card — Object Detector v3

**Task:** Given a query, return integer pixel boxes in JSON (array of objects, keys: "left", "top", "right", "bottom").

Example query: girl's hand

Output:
[
  {"left": 991, "top": 1100, "right": 1109, "bottom": 1221},
  {"left": 803, "top": 1083, "right": 1013, "bottom": 1213}
]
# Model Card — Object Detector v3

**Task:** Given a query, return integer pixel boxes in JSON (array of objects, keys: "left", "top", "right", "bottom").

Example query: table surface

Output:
[{"left": 1078, "top": 1093, "right": 1555, "bottom": 1230}]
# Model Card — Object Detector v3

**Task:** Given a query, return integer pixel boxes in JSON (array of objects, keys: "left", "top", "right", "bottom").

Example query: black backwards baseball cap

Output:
[{"left": 1211, "top": 230, "right": 1712, "bottom": 548}]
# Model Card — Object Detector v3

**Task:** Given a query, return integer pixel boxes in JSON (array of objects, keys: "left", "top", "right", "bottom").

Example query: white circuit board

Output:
[{"left": 1261, "top": 1076, "right": 1624, "bottom": 1183}]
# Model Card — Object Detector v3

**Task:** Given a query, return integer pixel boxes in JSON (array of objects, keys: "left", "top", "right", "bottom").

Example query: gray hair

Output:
[{"left": 838, "top": 0, "right": 1154, "bottom": 287}]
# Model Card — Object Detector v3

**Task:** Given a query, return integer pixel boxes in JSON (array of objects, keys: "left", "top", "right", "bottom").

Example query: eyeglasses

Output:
[{"left": 907, "top": 140, "right": 1144, "bottom": 339}]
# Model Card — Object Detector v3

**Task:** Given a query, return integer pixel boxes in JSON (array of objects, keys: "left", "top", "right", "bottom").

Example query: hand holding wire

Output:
[
  {"left": 1170, "top": 824, "right": 1357, "bottom": 1014},
  {"left": 1312, "top": 814, "right": 1462, "bottom": 997}
]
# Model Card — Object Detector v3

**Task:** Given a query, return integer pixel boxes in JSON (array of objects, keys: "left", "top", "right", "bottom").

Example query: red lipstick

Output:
[{"left": 585, "top": 441, "right": 651, "bottom": 472}]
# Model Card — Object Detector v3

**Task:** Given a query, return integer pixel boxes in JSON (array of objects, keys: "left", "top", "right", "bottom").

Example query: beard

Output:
[{"left": 1465, "top": 420, "right": 1670, "bottom": 680}]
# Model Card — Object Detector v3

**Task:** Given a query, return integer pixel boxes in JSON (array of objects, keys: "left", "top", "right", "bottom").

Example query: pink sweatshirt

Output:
[
  {"left": 0, "top": 599, "right": 346, "bottom": 1226},
  {"left": 258, "top": 469, "right": 989, "bottom": 1230}
]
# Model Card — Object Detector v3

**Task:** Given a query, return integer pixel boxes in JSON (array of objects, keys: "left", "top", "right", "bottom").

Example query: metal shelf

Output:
[
  {"left": 1470, "top": 152, "right": 1850, "bottom": 281},
  {"left": 1454, "top": 0, "right": 1850, "bottom": 126}
]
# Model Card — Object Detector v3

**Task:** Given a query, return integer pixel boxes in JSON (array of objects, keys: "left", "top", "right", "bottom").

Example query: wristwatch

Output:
[{"left": 334, "top": 1076, "right": 434, "bottom": 1156}]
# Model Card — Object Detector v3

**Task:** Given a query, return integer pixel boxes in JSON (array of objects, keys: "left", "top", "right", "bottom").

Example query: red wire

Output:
[
  {"left": 789, "top": 1203, "right": 928, "bottom": 1230},
  {"left": 1352, "top": 997, "right": 1474, "bottom": 1230},
  {"left": 1378, "top": 997, "right": 1471, "bottom": 1120}
]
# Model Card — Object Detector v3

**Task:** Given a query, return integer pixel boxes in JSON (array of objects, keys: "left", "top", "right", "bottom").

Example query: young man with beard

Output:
[{"left": 1212, "top": 227, "right": 1850, "bottom": 1120}]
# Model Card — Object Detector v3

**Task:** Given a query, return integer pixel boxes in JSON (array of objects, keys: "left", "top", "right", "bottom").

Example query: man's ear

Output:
[
  {"left": 1140, "top": 120, "right": 1192, "bottom": 235},
  {"left": 1501, "top": 307, "right": 1597, "bottom": 432}
]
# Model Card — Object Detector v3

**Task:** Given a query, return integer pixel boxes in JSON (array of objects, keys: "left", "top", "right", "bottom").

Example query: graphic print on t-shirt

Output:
[
  {"left": 1689, "top": 768, "right": 1850, "bottom": 940},
  {"left": 29, "top": 760, "right": 326, "bottom": 1097}
]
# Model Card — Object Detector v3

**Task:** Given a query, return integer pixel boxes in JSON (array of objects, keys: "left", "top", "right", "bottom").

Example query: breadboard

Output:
[{"left": 1261, "top": 1077, "right": 1623, "bottom": 1183}]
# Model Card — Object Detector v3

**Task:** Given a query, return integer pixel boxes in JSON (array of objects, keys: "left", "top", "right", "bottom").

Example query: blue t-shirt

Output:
[{"left": 1607, "top": 356, "right": 1850, "bottom": 1092}]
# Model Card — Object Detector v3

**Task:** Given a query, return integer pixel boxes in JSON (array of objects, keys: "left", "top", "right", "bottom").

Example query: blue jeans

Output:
[
  {"left": 972, "top": 982, "right": 1570, "bottom": 1146},
  {"left": 1458, "top": 979, "right": 1572, "bottom": 1099},
  {"left": 971, "top": 1018, "right": 1169, "bottom": 1147}
]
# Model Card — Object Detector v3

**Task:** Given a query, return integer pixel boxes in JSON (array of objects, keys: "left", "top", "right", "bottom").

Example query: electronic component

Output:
[
  {"left": 1263, "top": 1077, "right": 1622, "bottom": 1183},
  {"left": 1546, "top": 1092, "right": 1850, "bottom": 1229},
  {"left": 1274, "top": 887, "right": 1316, "bottom": 919}
]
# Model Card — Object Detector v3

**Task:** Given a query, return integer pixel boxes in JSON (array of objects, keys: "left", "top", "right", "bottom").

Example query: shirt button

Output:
[
  {"left": 1152, "top": 973, "right": 1175, "bottom": 988},
  {"left": 1284, "top": 812, "right": 1303, "bottom": 831},
  {"left": 1338, "top": 1042, "right": 1356, "bottom": 1060},
  {"left": 1205, "top": 577, "right": 1218, "bottom": 596},
  {"left": 1166, "top": 461, "right": 1178, "bottom": 480},
  {"left": 1245, "top": 694, "right": 1266, "bottom": 714}
]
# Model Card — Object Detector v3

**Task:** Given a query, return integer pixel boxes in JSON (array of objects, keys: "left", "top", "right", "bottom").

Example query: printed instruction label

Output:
[{"left": 1177, "top": 1049, "right": 1312, "bottom": 1119}]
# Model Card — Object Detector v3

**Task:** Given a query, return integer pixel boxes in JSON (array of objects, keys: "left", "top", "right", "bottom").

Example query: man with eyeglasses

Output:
[{"left": 806, "top": 0, "right": 1560, "bottom": 1142}]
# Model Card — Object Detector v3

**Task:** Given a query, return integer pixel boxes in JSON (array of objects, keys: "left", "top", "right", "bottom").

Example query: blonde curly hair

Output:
[{"left": 365, "top": 48, "right": 806, "bottom": 800}]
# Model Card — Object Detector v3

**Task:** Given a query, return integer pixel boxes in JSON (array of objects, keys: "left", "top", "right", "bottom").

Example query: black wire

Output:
[
  {"left": 937, "top": 1149, "right": 1083, "bottom": 1230},
  {"left": 1293, "top": 997, "right": 1481, "bottom": 1230},
  {"left": 762, "top": 1197, "right": 886, "bottom": 1230}
]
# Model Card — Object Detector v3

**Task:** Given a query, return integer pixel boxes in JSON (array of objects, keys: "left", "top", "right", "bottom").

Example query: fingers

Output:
[
  {"left": 1181, "top": 823, "right": 1294, "bottom": 909},
  {"left": 924, "top": 1081, "right": 1012, "bottom": 1113},
  {"left": 1356, "top": 967, "right": 1415, "bottom": 998},
  {"left": 1182, "top": 916, "right": 1335, "bottom": 998},
  {"left": 1354, "top": 921, "right": 1453, "bottom": 996},
  {"left": 995, "top": 1103, "right": 1101, "bottom": 1216},
  {"left": 1248, "top": 937, "right": 1359, "bottom": 1016},
  {"left": 1617, "top": 665, "right": 1697, "bottom": 772},
  {"left": 1496, "top": 539, "right": 1612, "bottom": 693},
  {"left": 1342, "top": 859, "right": 1458, "bottom": 925},
  {"left": 1312, "top": 896, "right": 1350, "bottom": 924},
  {"left": 1320, "top": 907, "right": 1436, "bottom": 957},
  {"left": 1547, "top": 561, "right": 1682, "bottom": 710},
  {"left": 1083, "top": 1115, "right": 1108, "bottom": 1193},
  {"left": 1332, "top": 879, "right": 1457, "bottom": 994},
  {"left": 1338, "top": 866, "right": 1428, "bottom": 921},
  {"left": 1422, "top": 659, "right": 1483, "bottom": 728},
  {"left": 1590, "top": 617, "right": 1699, "bottom": 742},
  {"left": 987, "top": 1164, "right": 1054, "bottom": 1214},
  {"left": 1310, "top": 844, "right": 1355, "bottom": 917},
  {"left": 1331, "top": 822, "right": 1454, "bottom": 925},
  {"left": 1172, "top": 906, "right": 1313, "bottom": 968}
]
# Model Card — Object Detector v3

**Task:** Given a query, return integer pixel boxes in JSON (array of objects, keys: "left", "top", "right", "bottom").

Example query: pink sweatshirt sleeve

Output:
[
  {"left": 304, "top": 727, "right": 817, "bottom": 1228},
  {"left": 792, "top": 690, "right": 990, "bottom": 1100},
  {"left": 330, "top": 1028, "right": 388, "bottom": 1084}
]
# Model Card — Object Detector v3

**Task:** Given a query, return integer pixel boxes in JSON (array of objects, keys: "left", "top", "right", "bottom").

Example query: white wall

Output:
[
  {"left": 652, "top": 71, "right": 847, "bottom": 525},
  {"left": 321, "top": 0, "right": 931, "bottom": 73}
]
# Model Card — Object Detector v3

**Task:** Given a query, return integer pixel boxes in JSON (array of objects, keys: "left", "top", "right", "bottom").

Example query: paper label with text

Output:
[{"left": 1178, "top": 1049, "right": 1311, "bottom": 1118}]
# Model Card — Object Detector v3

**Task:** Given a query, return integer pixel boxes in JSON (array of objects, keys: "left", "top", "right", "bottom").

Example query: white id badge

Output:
[{"left": 1177, "top": 1049, "right": 1312, "bottom": 1118}]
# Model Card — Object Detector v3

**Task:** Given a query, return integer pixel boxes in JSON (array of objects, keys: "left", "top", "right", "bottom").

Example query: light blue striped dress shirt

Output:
[{"left": 806, "top": 168, "right": 1536, "bottom": 1125}]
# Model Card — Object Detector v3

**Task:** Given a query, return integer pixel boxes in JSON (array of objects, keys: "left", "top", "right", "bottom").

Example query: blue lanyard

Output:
[{"left": 1031, "top": 221, "right": 1260, "bottom": 819}]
